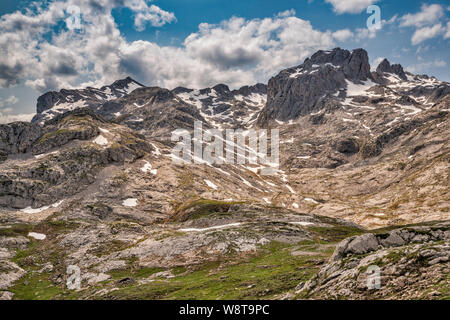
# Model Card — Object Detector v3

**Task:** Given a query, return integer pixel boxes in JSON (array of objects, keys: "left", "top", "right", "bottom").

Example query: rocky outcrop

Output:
[
  {"left": 300, "top": 222, "right": 450, "bottom": 299},
  {"left": 107, "top": 86, "right": 207, "bottom": 138},
  {"left": 0, "top": 122, "right": 42, "bottom": 160},
  {"left": 258, "top": 48, "right": 373, "bottom": 125},
  {"left": 331, "top": 225, "right": 450, "bottom": 262},
  {"left": 32, "top": 110, "right": 101, "bottom": 155},
  {"left": 375, "top": 58, "right": 407, "bottom": 81},
  {"left": 0, "top": 112, "right": 152, "bottom": 208}
]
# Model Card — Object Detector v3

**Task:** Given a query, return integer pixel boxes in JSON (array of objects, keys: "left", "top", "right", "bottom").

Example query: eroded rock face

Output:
[
  {"left": 258, "top": 48, "right": 373, "bottom": 124},
  {"left": 376, "top": 58, "right": 407, "bottom": 81},
  {"left": 0, "top": 110, "right": 152, "bottom": 208},
  {"left": 0, "top": 122, "right": 42, "bottom": 160}
]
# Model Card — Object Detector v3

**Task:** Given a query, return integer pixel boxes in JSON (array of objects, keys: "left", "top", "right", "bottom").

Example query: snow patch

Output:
[
  {"left": 34, "top": 151, "right": 58, "bottom": 159},
  {"left": 94, "top": 135, "right": 108, "bottom": 146},
  {"left": 122, "top": 198, "right": 138, "bottom": 207},
  {"left": 28, "top": 232, "right": 46, "bottom": 240},
  {"left": 289, "top": 221, "right": 314, "bottom": 226},
  {"left": 180, "top": 223, "right": 243, "bottom": 233},
  {"left": 304, "top": 198, "right": 319, "bottom": 204},
  {"left": 21, "top": 200, "right": 63, "bottom": 214},
  {"left": 141, "top": 161, "right": 157, "bottom": 175},
  {"left": 285, "top": 185, "right": 296, "bottom": 194},
  {"left": 346, "top": 80, "right": 376, "bottom": 96},
  {"left": 204, "top": 179, "right": 218, "bottom": 190}
]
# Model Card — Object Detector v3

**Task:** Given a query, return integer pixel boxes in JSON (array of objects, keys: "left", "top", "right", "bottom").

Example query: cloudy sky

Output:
[{"left": 0, "top": 0, "right": 449, "bottom": 123}]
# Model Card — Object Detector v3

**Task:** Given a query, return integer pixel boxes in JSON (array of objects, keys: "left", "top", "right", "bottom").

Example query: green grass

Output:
[
  {"left": 9, "top": 239, "right": 68, "bottom": 300},
  {"left": 35, "top": 129, "right": 75, "bottom": 145},
  {"left": 306, "top": 225, "right": 365, "bottom": 243},
  {"left": 87, "top": 240, "right": 130, "bottom": 258},
  {"left": 102, "top": 242, "right": 324, "bottom": 300},
  {"left": 171, "top": 198, "right": 244, "bottom": 222},
  {"left": 9, "top": 272, "right": 64, "bottom": 300},
  {"left": 0, "top": 224, "right": 32, "bottom": 237},
  {"left": 109, "top": 266, "right": 165, "bottom": 281}
]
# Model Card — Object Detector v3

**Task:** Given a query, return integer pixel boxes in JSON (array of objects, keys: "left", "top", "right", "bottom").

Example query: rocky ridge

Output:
[{"left": 0, "top": 47, "right": 448, "bottom": 300}]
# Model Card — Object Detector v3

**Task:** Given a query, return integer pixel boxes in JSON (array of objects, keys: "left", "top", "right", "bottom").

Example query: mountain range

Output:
[{"left": 0, "top": 48, "right": 448, "bottom": 300}]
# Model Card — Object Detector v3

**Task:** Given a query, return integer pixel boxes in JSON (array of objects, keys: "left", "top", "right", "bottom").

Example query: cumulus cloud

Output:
[
  {"left": 411, "top": 24, "right": 444, "bottom": 45},
  {"left": 5, "top": 95, "right": 18, "bottom": 105},
  {"left": 325, "top": 0, "right": 379, "bottom": 14},
  {"left": 0, "top": 2, "right": 337, "bottom": 93},
  {"left": 400, "top": 4, "right": 444, "bottom": 27},
  {"left": 133, "top": 4, "right": 177, "bottom": 31},
  {"left": 406, "top": 59, "right": 447, "bottom": 74},
  {"left": 445, "top": 21, "right": 450, "bottom": 39},
  {"left": 0, "top": 0, "right": 176, "bottom": 91},
  {"left": 332, "top": 29, "right": 354, "bottom": 41},
  {"left": 0, "top": 95, "right": 33, "bottom": 123},
  {"left": 0, "top": 95, "right": 18, "bottom": 108},
  {"left": 0, "top": 112, "right": 35, "bottom": 124},
  {"left": 399, "top": 4, "right": 448, "bottom": 45}
]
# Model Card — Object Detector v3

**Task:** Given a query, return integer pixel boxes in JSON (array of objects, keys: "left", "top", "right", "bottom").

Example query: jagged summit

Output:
[
  {"left": 33, "top": 77, "right": 145, "bottom": 124},
  {"left": 304, "top": 48, "right": 373, "bottom": 81},
  {"left": 375, "top": 58, "right": 407, "bottom": 80},
  {"left": 103, "top": 76, "right": 145, "bottom": 91},
  {"left": 257, "top": 47, "right": 449, "bottom": 125},
  {"left": 257, "top": 48, "right": 375, "bottom": 124}
]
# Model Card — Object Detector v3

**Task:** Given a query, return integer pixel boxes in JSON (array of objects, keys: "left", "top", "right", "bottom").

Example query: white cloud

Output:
[
  {"left": 0, "top": 2, "right": 337, "bottom": 93},
  {"left": 0, "top": 112, "right": 35, "bottom": 124},
  {"left": 0, "top": 0, "right": 176, "bottom": 91},
  {"left": 352, "top": 15, "right": 397, "bottom": 41},
  {"left": 277, "top": 9, "right": 297, "bottom": 18},
  {"left": 400, "top": 4, "right": 444, "bottom": 27},
  {"left": 5, "top": 95, "right": 18, "bottom": 104},
  {"left": 332, "top": 29, "right": 354, "bottom": 41},
  {"left": 0, "top": 95, "right": 18, "bottom": 109},
  {"left": 406, "top": 59, "right": 447, "bottom": 74},
  {"left": 355, "top": 27, "right": 377, "bottom": 40},
  {"left": 411, "top": 24, "right": 444, "bottom": 45},
  {"left": 399, "top": 4, "right": 448, "bottom": 45},
  {"left": 134, "top": 4, "right": 176, "bottom": 31},
  {"left": 371, "top": 57, "right": 385, "bottom": 71},
  {"left": 445, "top": 22, "right": 450, "bottom": 39},
  {"left": 325, "top": 0, "right": 379, "bottom": 14}
]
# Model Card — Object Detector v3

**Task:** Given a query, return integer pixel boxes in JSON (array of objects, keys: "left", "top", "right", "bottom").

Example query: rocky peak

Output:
[
  {"left": 343, "top": 49, "right": 372, "bottom": 81},
  {"left": 234, "top": 83, "right": 267, "bottom": 96},
  {"left": 376, "top": 58, "right": 391, "bottom": 73},
  {"left": 257, "top": 48, "right": 375, "bottom": 125},
  {"left": 212, "top": 84, "right": 230, "bottom": 95},
  {"left": 101, "top": 76, "right": 144, "bottom": 92},
  {"left": 307, "top": 48, "right": 351, "bottom": 65},
  {"left": 303, "top": 48, "right": 372, "bottom": 81},
  {"left": 376, "top": 58, "right": 407, "bottom": 80},
  {"left": 33, "top": 77, "right": 145, "bottom": 124}
]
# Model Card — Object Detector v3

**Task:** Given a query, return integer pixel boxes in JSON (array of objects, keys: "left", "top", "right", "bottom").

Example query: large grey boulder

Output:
[{"left": 346, "top": 233, "right": 379, "bottom": 255}]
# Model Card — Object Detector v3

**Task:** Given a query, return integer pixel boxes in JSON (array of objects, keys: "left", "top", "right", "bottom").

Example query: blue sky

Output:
[{"left": 0, "top": 0, "right": 449, "bottom": 122}]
